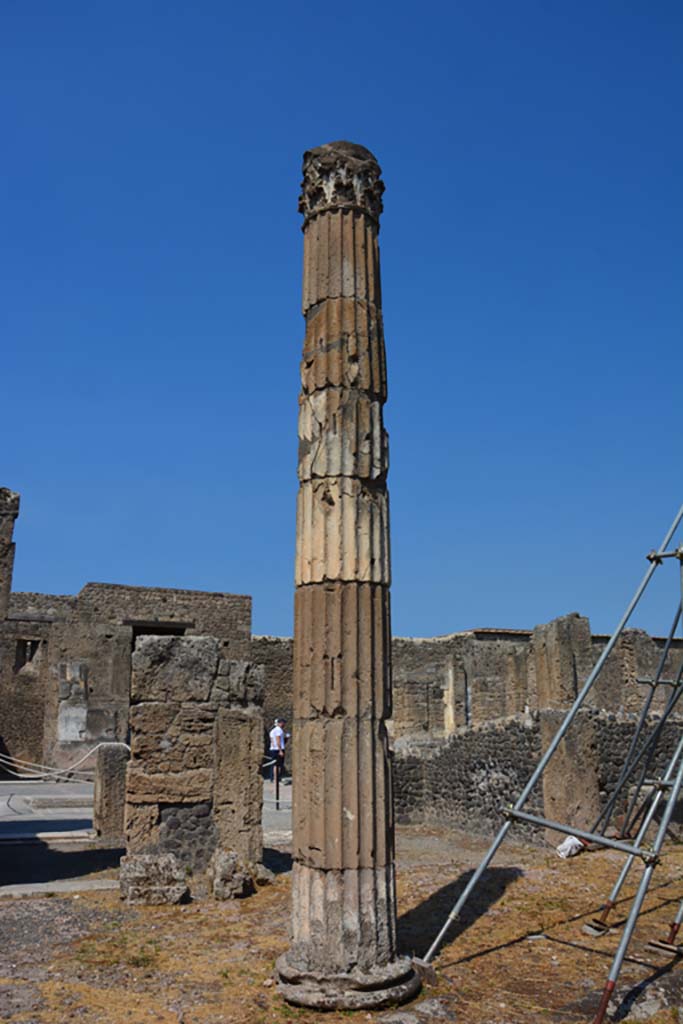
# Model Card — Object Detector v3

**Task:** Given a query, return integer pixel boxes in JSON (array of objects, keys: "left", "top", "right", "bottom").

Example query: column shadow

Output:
[{"left": 398, "top": 866, "right": 523, "bottom": 958}]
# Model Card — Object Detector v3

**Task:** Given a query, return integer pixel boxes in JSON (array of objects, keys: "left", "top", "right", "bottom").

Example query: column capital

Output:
[{"left": 299, "top": 141, "right": 384, "bottom": 225}]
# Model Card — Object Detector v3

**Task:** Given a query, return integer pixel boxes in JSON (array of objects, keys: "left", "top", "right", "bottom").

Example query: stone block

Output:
[
  {"left": 533, "top": 614, "right": 594, "bottom": 710},
  {"left": 124, "top": 629, "right": 263, "bottom": 888},
  {"left": 124, "top": 802, "right": 160, "bottom": 853},
  {"left": 540, "top": 709, "right": 601, "bottom": 835},
  {"left": 298, "top": 389, "right": 388, "bottom": 481},
  {"left": 292, "top": 716, "right": 392, "bottom": 871},
  {"left": 213, "top": 705, "right": 263, "bottom": 863},
  {"left": 126, "top": 765, "right": 212, "bottom": 804},
  {"left": 287, "top": 862, "right": 396, "bottom": 973},
  {"left": 130, "top": 635, "right": 219, "bottom": 703},
  {"left": 93, "top": 742, "right": 128, "bottom": 840},
  {"left": 301, "top": 297, "right": 386, "bottom": 399},
  {"left": 130, "top": 702, "right": 214, "bottom": 772},
  {"left": 119, "top": 853, "right": 189, "bottom": 905},
  {"left": 295, "top": 478, "right": 390, "bottom": 584},
  {"left": 302, "top": 209, "right": 381, "bottom": 312},
  {"left": 293, "top": 582, "right": 391, "bottom": 719},
  {"left": 207, "top": 849, "right": 255, "bottom": 900},
  {"left": 213, "top": 660, "right": 264, "bottom": 705}
]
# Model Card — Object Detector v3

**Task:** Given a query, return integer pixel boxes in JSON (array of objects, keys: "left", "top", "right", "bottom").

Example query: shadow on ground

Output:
[
  {"left": 0, "top": 842, "right": 123, "bottom": 886},
  {"left": 397, "top": 865, "right": 523, "bottom": 958},
  {"left": 0, "top": 818, "right": 92, "bottom": 838},
  {"left": 263, "top": 847, "right": 292, "bottom": 875}
]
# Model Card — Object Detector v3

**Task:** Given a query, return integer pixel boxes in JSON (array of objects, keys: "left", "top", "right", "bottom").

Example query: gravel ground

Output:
[{"left": 1, "top": 827, "right": 682, "bottom": 1024}]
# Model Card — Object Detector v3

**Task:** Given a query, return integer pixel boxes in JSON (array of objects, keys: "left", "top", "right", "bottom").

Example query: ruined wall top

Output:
[
  {"left": 299, "top": 140, "right": 384, "bottom": 225},
  {"left": 0, "top": 489, "right": 20, "bottom": 519}
]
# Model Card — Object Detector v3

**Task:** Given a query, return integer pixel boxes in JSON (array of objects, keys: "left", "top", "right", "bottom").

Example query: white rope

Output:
[
  {"left": 0, "top": 742, "right": 130, "bottom": 783},
  {"left": 0, "top": 761, "right": 89, "bottom": 782},
  {"left": 0, "top": 751, "right": 91, "bottom": 777}
]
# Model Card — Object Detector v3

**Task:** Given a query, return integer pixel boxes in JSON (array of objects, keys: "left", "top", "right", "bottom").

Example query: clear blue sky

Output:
[{"left": 3, "top": 3, "right": 681, "bottom": 638}]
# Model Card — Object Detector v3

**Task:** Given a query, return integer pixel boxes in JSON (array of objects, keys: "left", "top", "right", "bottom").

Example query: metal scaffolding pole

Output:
[{"left": 422, "top": 506, "right": 683, "bottom": 1023}]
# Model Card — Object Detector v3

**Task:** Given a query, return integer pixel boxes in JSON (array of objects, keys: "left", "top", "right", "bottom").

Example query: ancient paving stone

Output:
[{"left": 277, "top": 141, "right": 419, "bottom": 1010}]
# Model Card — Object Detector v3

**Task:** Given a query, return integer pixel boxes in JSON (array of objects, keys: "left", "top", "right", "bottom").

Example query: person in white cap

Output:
[{"left": 268, "top": 717, "right": 287, "bottom": 780}]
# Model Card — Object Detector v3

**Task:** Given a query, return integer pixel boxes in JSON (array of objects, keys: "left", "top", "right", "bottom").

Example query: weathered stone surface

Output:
[
  {"left": 213, "top": 705, "right": 263, "bottom": 864},
  {"left": 129, "top": 702, "right": 214, "bottom": 772},
  {"left": 293, "top": 582, "right": 391, "bottom": 720},
  {"left": 0, "top": 488, "right": 19, "bottom": 621},
  {"left": 277, "top": 948, "right": 420, "bottom": 1011},
  {"left": 253, "top": 862, "right": 275, "bottom": 886},
  {"left": 295, "top": 478, "right": 390, "bottom": 584},
  {"left": 292, "top": 717, "right": 393, "bottom": 870},
  {"left": 533, "top": 613, "right": 594, "bottom": 710},
  {"left": 207, "top": 849, "right": 255, "bottom": 900},
  {"left": 93, "top": 742, "right": 128, "bottom": 839},
  {"left": 124, "top": 802, "right": 160, "bottom": 852},
  {"left": 281, "top": 141, "right": 418, "bottom": 1008},
  {"left": 124, "top": 638, "right": 264, "bottom": 892},
  {"left": 302, "top": 210, "right": 381, "bottom": 311},
  {"left": 119, "top": 853, "right": 189, "bottom": 905},
  {"left": 213, "top": 659, "right": 264, "bottom": 705},
  {"left": 302, "top": 297, "right": 386, "bottom": 399},
  {"left": 287, "top": 862, "right": 397, "bottom": 972},
  {"left": 298, "top": 389, "right": 388, "bottom": 481},
  {"left": 299, "top": 141, "right": 384, "bottom": 225},
  {"left": 158, "top": 801, "right": 218, "bottom": 872},
  {"left": 126, "top": 765, "right": 213, "bottom": 804},
  {"left": 540, "top": 709, "right": 602, "bottom": 835},
  {"left": 130, "top": 635, "right": 219, "bottom": 703}
]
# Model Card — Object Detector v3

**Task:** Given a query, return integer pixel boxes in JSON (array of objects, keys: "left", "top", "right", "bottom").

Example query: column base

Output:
[{"left": 276, "top": 953, "right": 421, "bottom": 1010}]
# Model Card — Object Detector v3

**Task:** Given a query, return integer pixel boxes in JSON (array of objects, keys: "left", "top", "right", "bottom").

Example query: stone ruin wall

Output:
[
  {"left": 256, "top": 620, "right": 683, "bottom": 739},
  {"left": 3, "top": 487, "right": 682, "bottom": 845},
  {"left": 1, "top": 569, "right": 251, "bottom": 770},
  {"left": 124, "top": 636, "right": 264, "bottom": 881},
  {"left": 256, "top": 615, "right": 683, "bottom": 839}
]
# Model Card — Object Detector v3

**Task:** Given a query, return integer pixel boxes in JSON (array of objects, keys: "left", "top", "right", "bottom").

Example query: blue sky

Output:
[{"left": 2, "top": 2, "right": 681, "bottom": 637}]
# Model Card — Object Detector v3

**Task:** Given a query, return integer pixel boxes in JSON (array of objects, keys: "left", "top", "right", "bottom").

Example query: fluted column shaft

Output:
[{"left": 277, "top": 142, "right": 419, "bottom": 1010}]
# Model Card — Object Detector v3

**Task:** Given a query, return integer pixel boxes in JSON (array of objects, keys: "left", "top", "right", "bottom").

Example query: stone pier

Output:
[
  {"left": 276, "top": 143, "right": 420, "bottom": 1009},
  {"left": 0, "top": 489, "right": 19, "bottom": 621}
]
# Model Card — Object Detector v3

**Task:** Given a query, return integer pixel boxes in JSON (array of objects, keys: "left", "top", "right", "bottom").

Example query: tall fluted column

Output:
[{"left": 277, "top": 142, "right": 420, "bottom": 1010}]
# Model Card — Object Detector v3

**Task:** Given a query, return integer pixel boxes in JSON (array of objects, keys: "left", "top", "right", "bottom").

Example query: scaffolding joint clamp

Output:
[{"left": 647, "top": 550, "right": 663, "bottom": 565}]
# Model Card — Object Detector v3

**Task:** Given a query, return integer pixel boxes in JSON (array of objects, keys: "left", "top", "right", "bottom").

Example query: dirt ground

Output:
[{"left": 1, "top": 826, "right": 683, "bottom": 1024}]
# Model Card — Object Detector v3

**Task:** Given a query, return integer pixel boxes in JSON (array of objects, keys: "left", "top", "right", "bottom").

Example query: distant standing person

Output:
[{"left": 268, "top": 718, "right": 287, "bottom": 780}]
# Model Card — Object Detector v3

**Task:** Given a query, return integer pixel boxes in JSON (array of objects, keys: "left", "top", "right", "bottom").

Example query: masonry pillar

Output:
[
  {"left": 533, "top": 613, "right": 601, "bottom": 834},
  {"left": 276, "top": 143, "right": 420, "bottom": 1009},
  {"left": 0, "top": 489, "right": 20, "bottom": 622},
  {"left": 93, "top": 742, "right": 129, "bottom": 841}
]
